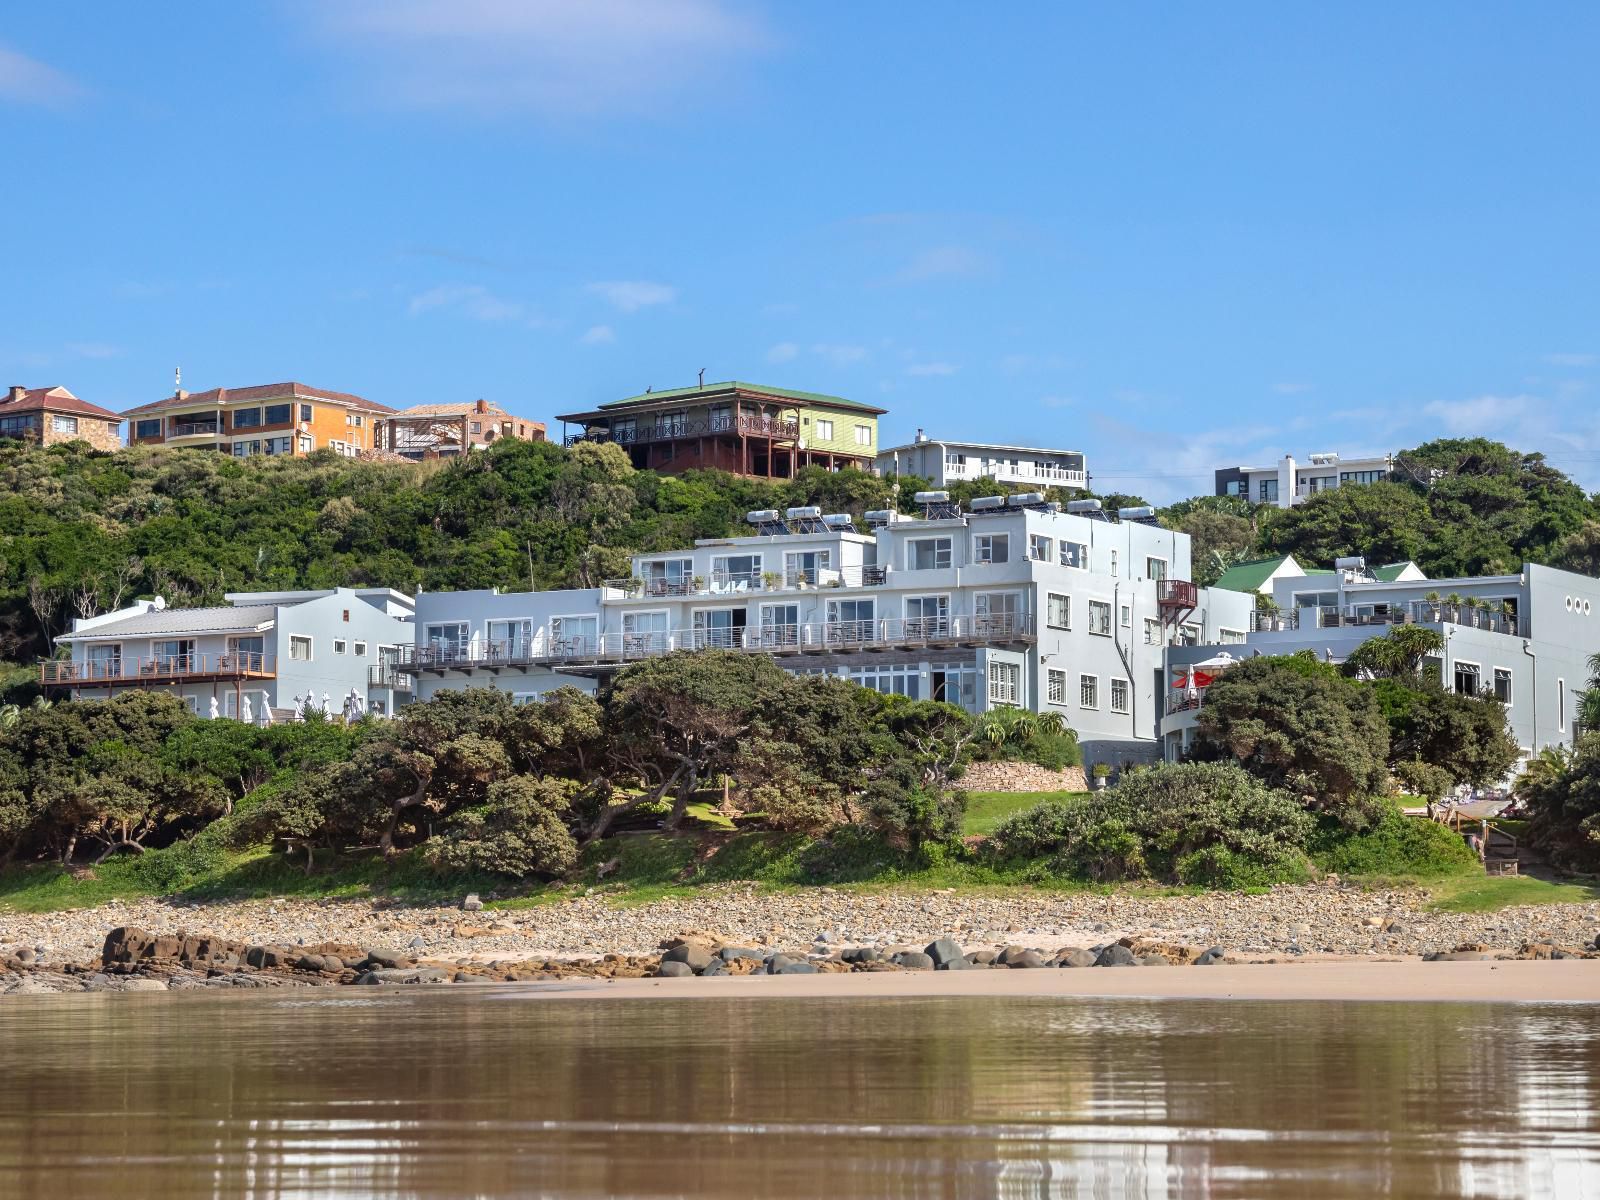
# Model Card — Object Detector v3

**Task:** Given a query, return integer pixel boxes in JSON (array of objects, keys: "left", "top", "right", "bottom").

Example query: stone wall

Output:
[{"left": 961, "top": 759, "right": 1088, "bottom": 793}]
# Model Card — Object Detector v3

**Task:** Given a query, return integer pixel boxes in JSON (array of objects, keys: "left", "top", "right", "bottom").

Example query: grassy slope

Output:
[{"left": 963, "top": 791, "right": 1086, "bottom": 837}]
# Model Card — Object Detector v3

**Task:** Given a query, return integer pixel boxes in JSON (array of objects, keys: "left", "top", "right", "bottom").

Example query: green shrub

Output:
[
  {"left": 1175, "top": 845, "right": 1309, "bottom": 889},
  {"left": 1307, "top": 802, "right": 1479, "bottom": 878}
]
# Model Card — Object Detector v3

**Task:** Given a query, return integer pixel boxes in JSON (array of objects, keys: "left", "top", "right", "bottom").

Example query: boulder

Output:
[
  {"left": 1194, "top": 948, "right": 1227, "bottom": 966},
  {"left": 294, "top": 954, "right": 328, "bottom": 973},
  {"left": 1057, "top": 949, "right": 1098, "bottom": 969},
  {"left": 968, "top": 949, "right": 998, "bottom": 966},
  {"left": 362, "top": 949, "right": 415, "bottom": 970},
  {"left": 893, "top": 952, "right": 934, "bottom": 971},
  {"left": 1095, "top": 944, "right": 1138, "bottom": 968},
  {"left": 938, "top": 954, "right": 976, "bottom": 971},
  {"left": 655, "top": 961, "right": 695, "bottom": 978},
  {"left": 700, "top": 961, "right": 728, "bottom": 977},
  {"left": 766, "top": 954, "right": 799, "bottom": 975},
  {"left": 662, "top": 942, "right": 715, "bottom": 972},
  {"left": 776, "top": 961, "right": 819, "bottom": 975},
  {"left": 924, "top": 938, "right": 966, "bottom": 968},
  {"left": 1137, "top": 954, "right": 1171, "bottom": 967},
  {"left": 461, "top": 893, "right": 484, "bottom": 911},
  {"left": 718, "top": 946, "right": 766, "bottom": 962},
  {"left": 1007, "top": 950, "right": 1046, "bottom": 969},
  {"left": 995, "top": 945, "right": 1029, "bottom": 966}
]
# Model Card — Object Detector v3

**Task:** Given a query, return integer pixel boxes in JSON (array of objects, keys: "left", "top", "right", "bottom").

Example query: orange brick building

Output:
[
  {"left": 123, "top": 382, "right": 394, "bottom": 459},
  {"left": 0, "top": 385, "right": 123, "bottom": 451},
  {"left": 376, "top": 399, "right": 546, "bottom": 459}
]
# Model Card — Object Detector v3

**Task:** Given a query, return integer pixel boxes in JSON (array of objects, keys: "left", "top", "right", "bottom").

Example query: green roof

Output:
[
  {"left": 596, "top": 381, "right": 886, "bottom": 415},
  {"left": 1212, "top": 556, "right": 1296, "bottom": 594},
  {"left": 1372, "top": 561, "right": 1421, "bottom": 582}
]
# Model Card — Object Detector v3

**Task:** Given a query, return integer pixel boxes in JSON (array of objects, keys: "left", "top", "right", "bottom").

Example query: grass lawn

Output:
[
  {"left": 962, "top": 791, "right": 1084, "bottom": 837},
  {"left": 1424, "top": 873, "right": 1600, "bottom": 913}
]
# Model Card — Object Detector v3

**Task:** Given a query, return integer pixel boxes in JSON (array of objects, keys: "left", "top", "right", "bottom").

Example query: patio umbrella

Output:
[
  {"left": 208, "top": 696, "right": 219, "bottom": 720},
  {"left": 240, "top": 694, "right": 254, "bottom": 724}
]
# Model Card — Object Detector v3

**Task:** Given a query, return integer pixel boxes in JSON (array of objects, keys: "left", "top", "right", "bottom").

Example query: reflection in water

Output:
[{"left": 0, "top": 991, "right": 1594, "bottom": 1198}]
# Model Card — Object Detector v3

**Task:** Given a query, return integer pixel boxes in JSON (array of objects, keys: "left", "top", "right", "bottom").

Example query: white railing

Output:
[
  {"left": 945, "top": 462, "right": 1086, "bottom": 487},
  {"left": 43, "top": 652, "right": 277, "bottom": 685},
  {"left": 603, "top": 564, "right": 889, "bottom": 599},
  {"left": 395, "top": 613, "right": 1035, "bottom": 671}
]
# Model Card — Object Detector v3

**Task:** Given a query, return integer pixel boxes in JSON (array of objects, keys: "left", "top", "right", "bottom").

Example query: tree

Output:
[
  {"left": 1175, "top": 508, "right": 1257, "bottom": 587},
  {"left": 1191, "top": 655, "right": 1391, "bottom": 826},
  {"left": 424, "top": 776, "right": 579, "bottom": 878},
  {"left": 1581, "top": 652, "right": 1600, "bottom": 735},
  {"left": 1340, "top": 626, "right": 1444, "bottom": 680},
  {"left": 1368, "top": 679, "right": 1519, "bottom": 790},
  {"left": 1520, "top": 733, "right": 1600, "bottom": 871},
  {"left": 1258, "top": 481, "right": 1430, "bottom": 570}
]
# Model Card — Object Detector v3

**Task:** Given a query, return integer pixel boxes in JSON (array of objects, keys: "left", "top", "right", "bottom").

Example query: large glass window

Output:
[
  {"left": 51, "top": 415, "right": 78, "bottom": 434},
  {"left": 710, "top": 553, "right": 763, "bottom": 591},
  {"left": 1146, "top": 557, "right": 1167, "bottom": 581},
  {"left": 784, "top": 549, "right": 831, "bottom": 585},
  {"left": 1259, "top": 478, "right": 1279, "bottom": 502},
  {"left": 551, "top": 615, "right": 599, "bottom": 654},
  {"left": 827, "top": 598, "right": 875, "bottom": 641},
  {"left": 755, "top": 603, "right": 799, "bottom": 648},
  {"left": 643, "top": 558, "right": 695, "bottom": 596},
  {"left": 907, "top": 538, "right": 952, "bottom": 570},
  {"left": 263, "top": 403, "right": 292, "bottom": 424},
  {"left": 288, "top": 635, "right": 313, "bottom": 661},
  {"left": 691, "top": 608, "right": 746, "bottom": 649},
  {"left": 622, "top": 610, "right": 670, "bottom": 653},
  {"left": 1087, "top": 600, "right": 1111, "bottom": 636},
  {"left": 423, "top": 623, "right": 468, "bottom": 657},
  {"left": 1059, "top": 540, "right": 1088, "bottom": 569},
  {"left": 487, "top": 618, "right": 535, "bottom": 657},
  {"left": 1046, "top": 593, "right": 1070, "bottom": 629},
  {"left": 232, "top": 407, "right": 262, "bottom": 429},
  {"left": 135, "top": 418, "right": 162, "bottom": 438},
  {"left": 905, "top": 595, "right": 948, "bottom": 637},
  {"left": 974, "top": 533, "right": 1009, "bottom": 564}
]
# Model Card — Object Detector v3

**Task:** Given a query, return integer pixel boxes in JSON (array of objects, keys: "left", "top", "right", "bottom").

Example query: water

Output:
[{"left": 0, "top": 989, "right": 1596, "bottom": 1198}]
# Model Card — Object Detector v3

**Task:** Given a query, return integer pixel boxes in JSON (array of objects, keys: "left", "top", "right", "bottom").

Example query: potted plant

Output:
[
  {"left": 1423, "top": 590, "right": 1441, "bottom": 621},
  {"left": 1090, "top": 762, "right": 1112, "bottom": 791},
  {"left": 691, "top": 575, "right": 706, "bottom": 593},
  {"left": 1444, "top": 592, "right": 1463, "bottom": 623},
  {"left": 627, "top": 577, "right": 645, "bottom": 598},
  {"left": 1256, "top": 595, "right": 1282, "bottom": 630},
  {"left": 762, "top": 570, "right": 783, "bottom": 591}
]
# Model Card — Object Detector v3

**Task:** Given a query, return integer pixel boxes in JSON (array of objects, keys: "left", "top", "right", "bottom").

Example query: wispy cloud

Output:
[
  {"left": 299, "top": 0, "right": 771, "bottom": 119},
  {"left": 1545, "top": 353, "right": 1597, "bottom": 368},
  {"left": 905, "top": 361, "right": 958, "bottom": 377},
  {"left": 0, "top": 45, "right": 85, "bottom": 108},
  {"left": 890, "top": 244, "right": 989, "bottom": 284},
  {"left": 998, "top": 352, "right": 1068, "bottom": 374},
  {"left": 766, "top": 342, "right": 799, "bottom": 364},
  {"left": 811, "top": 343, "right": 867, "bottom": 367},
  {"left": 408, "top": 283, "right": 523, "bottom": 321},
  {"left": 580, "top": 324, "right": 616, "bottom": 346},
  {"left": 586, "top": 280, "right": 676, "bottom": 313},
  {"left": 65, "top": 342, "right": 122, "bottom": 360}
]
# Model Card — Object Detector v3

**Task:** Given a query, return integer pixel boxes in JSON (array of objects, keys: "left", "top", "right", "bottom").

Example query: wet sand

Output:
[{"left": 526, "top": 958, "right": 1600, "bottom": 1004}]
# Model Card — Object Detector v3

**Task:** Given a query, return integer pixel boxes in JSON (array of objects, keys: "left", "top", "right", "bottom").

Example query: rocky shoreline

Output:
[{"left": 4, "top": 881, "right": 1600, "bottom": 995}]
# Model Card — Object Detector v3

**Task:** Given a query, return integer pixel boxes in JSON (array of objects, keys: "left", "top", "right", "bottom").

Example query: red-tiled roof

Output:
[
  {"left": 0, "top": 386, "right": 122, "bottom": 422},
  {"left": 122, "top": 382, "right": 396, "bottom": 418}
]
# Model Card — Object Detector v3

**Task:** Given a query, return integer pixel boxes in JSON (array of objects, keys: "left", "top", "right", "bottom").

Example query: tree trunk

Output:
[
  {"left": 93, "top": 840, "right": 147, "bottom": 865},
  {"left": 662, "top": 767, "right": 702, "bottom": 832},
  {"left": 584, "top": 765, "right": 686, "bottom": 844},
  {"left": 380, "top": 775, "right": 430, "bottom": 858},
  {"left": 59, "top": 833, "right": 77, "bottom": 866}
]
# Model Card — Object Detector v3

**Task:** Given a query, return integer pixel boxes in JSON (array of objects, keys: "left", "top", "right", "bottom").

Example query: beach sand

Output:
[{"left": 525, "top": 958, "right": 1600, "bottom": 1004}]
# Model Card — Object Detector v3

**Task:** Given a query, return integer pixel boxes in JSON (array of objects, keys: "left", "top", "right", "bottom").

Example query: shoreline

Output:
[{"left": 514, "top": 958, "right": 1600, "bottom": 1004}]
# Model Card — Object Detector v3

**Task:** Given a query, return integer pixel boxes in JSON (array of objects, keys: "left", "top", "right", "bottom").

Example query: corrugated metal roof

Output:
[
  {"left": 1212, "top": 556, "right": 1295, "bottom": 594},
  {"left": 558, "top": 381, "right": 886, "bottom": 420},
  {"left": 60, "top": 605, "right": 278, "bottom": 641}
]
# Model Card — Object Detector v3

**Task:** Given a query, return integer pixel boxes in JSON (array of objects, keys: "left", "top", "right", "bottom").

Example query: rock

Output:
[
  {"left": 1137, "top": 954, "right": 1171, "bottom": 966},
  {"left": 120, "top": 978, "right": 169, "bottom": 992},
  {"left": 655, "top": 961, "right": 695, "bottom": 978},
  {"left": 13, "top": 948, "right": 36, "bottom": 965},
  {"left": 776, "top": 961, "right": 819, "bottom": 975},
  {"left": 719, "top": 946, "right": 765, "bottom": 962},
  {"left": 321, "top": 955, "right": 345, "bottom": 973},
  {"left": 924, "top": 937, "right": 965, "bottom": 967},
  {"left": 700, "top": 961, "right": 727, "bottom": 977},
  {"left": 357, "top": 967, "right": 450, "bottom": 984},
  {"left": 938, "top": 954, "right": 976, "bottom": 970},
  {"left": 893, "top": 952, "right": 934, "bottom": 971},
  {"left": 815, "top": 930, "right": 840, "bottom": 945},
  {"left": 1007, "top": 950, "right": 1046, "bottom": 969},
  {"left": 295, "top": 954, "right": 329, "bottom": 973},
  {"left": 1427, "top": 951, "right": 1491, "bottom": 962},
  {"left": 408, "top": 936, "right": 426, "bottom": 952},
  {"left": 662, "top": 942, "right": 714, "bottom": 973},
  {"left": 461, "top": 893, "right": 484, "bottom": 911},
  {"left": 968, "top": 949, "right": 998, "bottom": 966},
  {"left": 1194, "top": 948, "right": 1227, "bottom": 966},
  {"left": 995, "top": 944, "right": 1029, "bottom": 966},
  {"left": 1095, "top": 944, "right": 1138, "bottom": 968},
  {"left": 1058, "top": 949, "right": 1098, "bottom": 969},
  {"left": 363, "top": 949, "right": 414, "bottom": 970},
  {"left": 766, "top": 954, "right": 798, "bottom": 975},
  {"left": 1363, "top": 916, "right": 1384, "bottom": 928}
]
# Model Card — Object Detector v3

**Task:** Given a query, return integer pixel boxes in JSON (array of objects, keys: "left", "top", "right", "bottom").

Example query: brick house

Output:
[
  {"left": 123, "top": 382, "right": 395, "bottom": 459},
  {"left": 376, "top": 399, "right": 547, "bottom": 459},
  {"left": 0, "top": 386, "right": 124, "bottom": 451}
]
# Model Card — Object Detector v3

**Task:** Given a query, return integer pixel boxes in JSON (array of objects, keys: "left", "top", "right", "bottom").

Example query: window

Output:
[
  {"left": 854, "top": 424, "right": 872, "bottom": 446},
  {"left": 289, "top": 635, "right": 313, "bottom": 661},
  {"left": 470, "top": 421, "right": 482, "bottom": 434},
  {"left": 1046, "top": 593, "right": 1070, "bottom": 629},
  {"left": 1111, "top": 678, "right": 1130, "bottom": 714},
  {"left": 1059, "top": 540, "right": 1088, "bottom": 569},
  {"left": 755, "top": 604, "right": 799, "bottom": 648},
  {"left": 1340, "top": 470, "right": 1385, "bottom": 485},
  {"left": 551, "top": 614, "right": 599, "bottom": 654},
  {"left": 1120, "top": 604, "right": 1132, "bottom": 628},
  {"left": 975, "top": 592, "right": 1019, "bottom": 633},
  {"left": 1109, "top": 550, "right": 1119, "bottom": 575},
  {"left": 905, "top": 595, "right": 949, "bottom": 636},
  {"left": 1047, "top": 669, "right": 1066, "bottom": 704},
  {"left": 135, "top": 418, "right": 161, "bottom": 438},
  {"left": 1144, "top": 617, "right": 1163, "bottom": 645},
  {"left": 51, "top": 414, "right": 79, "bottom": 434},
  {"left": 232, "top": 407, "right": 262, "bottom": 429},
  {"left": 231, "top": 440, "right": 261, "bottom": 457},
  {"left": 815, "top": 419, "right": 834, "bottom": 440},
  {"left": 1493, "top": 668, "right": 1512, "bottom": 704},
  {"left": 930, "top": 660, "right": 978, "bottom": 708},
  {"left": 512, "top": 692, "right": 543, "bottom": 707},
  {"left": 847, "top": 664, "right": 922, "bottom": 699},
  {"left": 827, "top": 598, "right": 875, "bottom": 640},
  {"left": 297, "top": 435, "right": 313, "bottom": 453},
  {"left": 264, "top": 436, "right": 293, "bottom": 455},
  {"left": 1146, "top": 557, "right": 1167, "bottom": 581},
  {"left": 354, "top": 641, "right": 367, "bottom": 657},
  {"left": 1029, "top": 534, "right": 1052, "bottom": 561},
  {"left": 1453, "top": 661, "right": 1480, "bottom": 696},
  {"left": 1219, "top": 628, "right": 1247, "bottom": 644},
  {"left": 1087, "top": 600, "right": 1111, "bottom": 636},
  {"left": 784, "top": 549, "right": 831, "bottom": 585},
  {"left": 1080, "top": 674, "right": 1098, "bottom": 709},
  {"left": 424, "top": 623, "right": 469, "bottom": 657},
  {"left": 710, "top": 553, "right": 763, "bottom": 590},
  {"left": 332, "top": 639, "right": 347, "bottom": 655},
  {"left": 690, "top": 608, "right": 745, "bottom": 649},
  {"left": 974, "top": 533, "right": 1009, "bottom": 564},
  {"left": 348, "top": 414, "right": 364, "bottom": 428},
  {"left": 907, "top": 537, "right": 952, "bottom": 570},
  {"left": 1560, "top": 679, "right": 1567, "bottom": 732},
  {"left": 299, "top": 403, "right": 313, "bottom": 422},
  {"left": 988, "top": 660, "right": 1021, "bottom": 706},
  {"left": 644, "top": 557, "right": 695, "bottom": 594},
  {"left": 1259, "top": 478, "right": 1279, "bottom": 502},
  {"left": 264, "top": 403, "right": 292, "bottom": 424}
]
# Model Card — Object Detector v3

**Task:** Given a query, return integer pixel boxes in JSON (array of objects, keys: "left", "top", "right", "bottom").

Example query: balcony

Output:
[
  {"left": 945, "top": 462, "right": 1086, "bottom": 488},
  {"left": 1156, "top": 579, "right": 1198, "bottom": 610},
  {"left": 168, "top": 421, "right": 221, "bottom": 438},
  {"left": 567, "top": 412, "right": 800, "bottom": 449},
  {"left": 394, "top": 613, "right": 1036, "bottom": 674},
  {"left": 603, "top": 565, "right": 889, "bottom": 600},
  {"left": 368, "top": 665, "right": 415, "bottom": 693},
  {"left": 41, "top": 652, "right": 277, "bottom": 687},
  {"left": 1250, "top": 603, "right": 1525, "bottom": 636}
]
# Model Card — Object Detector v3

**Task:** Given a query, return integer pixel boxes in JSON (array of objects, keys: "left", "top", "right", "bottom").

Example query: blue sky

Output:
[{"left": 3, "top": 2, "right": 1598, "bottom": 501}]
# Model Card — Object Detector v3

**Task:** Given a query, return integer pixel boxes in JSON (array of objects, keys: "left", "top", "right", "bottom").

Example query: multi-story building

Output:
[
  {"left": 1212, "top": 554, "right": 1425, "bottom": 597},
  {"left": 0, "top": 385, "right": 123, "bottom": 451},
  {"left": 1214, "top": 451, "right": 1394, "bottom": 508},
  {"left": 556, "top": 381, "right": 884, "bottom": 478},
  {"left": 123, "top": 382, "right": 394, "bottom": 459},
  {"left": 1162, "top": 559, "right": 1600, "bottom": 764},
  {"left": 391, "top": 495, "right": 1253, "bottom": 766},
  {"left": 377, "top": 399, "right": 547, "bottom": 459},
  {"left": 43, "top": 588, "right": 415, "bottom": 719},
  {"left": 876, "top": 431, "right": 1086, "bottom": 491}
]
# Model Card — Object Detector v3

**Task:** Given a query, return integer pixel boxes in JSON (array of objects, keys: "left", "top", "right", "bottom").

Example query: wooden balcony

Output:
[
  {"left": 566, "top": 412, "right": 800, "bottom": 448},
  {"left": 41, "top": 653, "right": 277, "bottom": 687}
]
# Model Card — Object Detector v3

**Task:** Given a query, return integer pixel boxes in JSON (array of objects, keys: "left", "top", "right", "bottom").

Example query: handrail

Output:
[
  {"left": 41, "top": 652, "right": 278, "bottom": 685},
  {"left": 603, "top": 564, "right": 889, "bottom": 598},
  {"left": 396, "top": 613, "right": 1036, "bottom": 671},
  {"left": 566, "top": 412, "right": 801, "bottom": 448}
]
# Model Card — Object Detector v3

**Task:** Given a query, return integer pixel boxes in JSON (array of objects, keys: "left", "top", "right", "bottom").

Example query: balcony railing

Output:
[
  {"left": 1251, "top": 603, "right": 1525, "bottom": 636},
  {"left": 169, "top": 422, "right": 221, "bottom": 437},
  {"left": 945, "top": 463, "right": 1087, "bottom": 488},
  {"left": 566, "top": 413, "right": 801, "bottom": 448},
  {"left": 604, "top": 565, "right": 889, "bottom": 599},
  {"left": 368, "top": 665, "right": 415, "bottom": 693},
  {"left": 41, "top": 652, "right": 277, "bottom": 686},
  {"left": 1156, "top": 579, "right": 1198, "bottom": 609},
  {"left": 394, "top": 613, "right": 1036, "bottom": 673}
]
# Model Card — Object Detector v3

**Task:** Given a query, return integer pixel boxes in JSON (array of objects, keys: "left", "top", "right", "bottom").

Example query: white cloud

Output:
[
  {"left": 810, "top": 343, "right": 867, "bottom": 366},
  {"left": 407, "top": 283, "right": 522, "bottom": 321},
  {"left": 905, "top": 361, "right": 958, "bottom": 377},
  {"left": 999, "top": 352, "right": 1068, "bottom": 374},
  {"left": 300, "top": 0, "right": 770, "bottom": 118},
  {"left": 580, "top": 324, "right": 615, "bottom": 346},
  {"left": 766, "top": 341, "right": 799, "bottom": 364},
  {"left": 0, "top": 45, "right": 84, "bottom": 108},
  {"left": 1544, "top": 353, "right": 1596, "bottom": 368},
  {"left": 891, "top": 244, "right": 988, "bottom": 284},
  {"left": 585, "top": 280, "right": 677, "bottom": 313}
]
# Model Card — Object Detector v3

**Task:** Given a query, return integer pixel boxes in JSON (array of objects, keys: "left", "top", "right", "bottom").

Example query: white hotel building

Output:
[
  {"left": 1214, "top": 451, "right": 1394, "bottom": 508},
  {"left": 393, "top": 496, "right": 1254, "bottom": 767},
  {"left": 876, "top": 432, "right": 1087, "bottom": 491}
]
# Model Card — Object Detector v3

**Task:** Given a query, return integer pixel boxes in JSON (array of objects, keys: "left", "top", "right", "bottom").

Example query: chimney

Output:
[
  {"left": 475, "top": 398, "right": 488, "bottom": 414},
  {"left": 6, "top": 386, "right": 25, "bottom": 403},
  {"left": 914, "top": 427, "right": 926, "bottom": 443}
]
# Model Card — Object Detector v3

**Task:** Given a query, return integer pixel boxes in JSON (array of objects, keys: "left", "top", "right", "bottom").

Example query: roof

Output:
[
  {"left": 58, "top": 604, "right": 278, "bottom": 642},
  {"left": 1372, "top": 561, "right": 1422, "bottom": 582},
  {"left": 123, "top": 382, "right": 396, "bottom": 418},
  {"left": 0, "top": 386, "right": 121, "bottom": 422},
  {"left": 878, "top": 438, "right": 1081, "bottom": 457},
  {"left": 558, "top": 380, "right": 886, "bottom": 422},
  {"left": 1212, "top": 556, "right": 1296, "bottom": 594}
]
